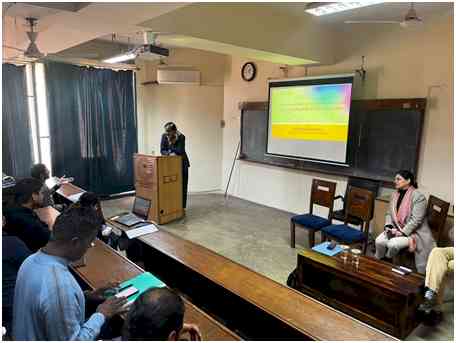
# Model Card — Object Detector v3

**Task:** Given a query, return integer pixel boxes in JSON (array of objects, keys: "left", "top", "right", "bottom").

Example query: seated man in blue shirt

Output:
[
  {"left": 12, "top": 205, "right": 128, "bottom": 340},
  {"left": 4, "top": 178, "right": 51, "bottom": 252}
]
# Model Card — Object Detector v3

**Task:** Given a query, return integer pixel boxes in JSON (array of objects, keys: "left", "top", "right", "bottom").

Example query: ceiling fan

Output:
[
  {"left": 3, "top": 17, "right": 44, "bottom": 61},
  {"left": 345, "top": 2, "right": 422, "bottom": 28},
  {"left": 3, "top": 17, "right": 100, "bottom": 62}
]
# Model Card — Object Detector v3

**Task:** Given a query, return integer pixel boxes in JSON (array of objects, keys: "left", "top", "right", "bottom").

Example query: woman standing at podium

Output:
[{"left": 160, "top": 122, "right": 190, "bottom": 209}]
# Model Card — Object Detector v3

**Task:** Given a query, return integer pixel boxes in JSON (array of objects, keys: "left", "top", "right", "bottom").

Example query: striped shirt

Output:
[{"left": 12, "top": 251, "right": 105, "bottom": 340}]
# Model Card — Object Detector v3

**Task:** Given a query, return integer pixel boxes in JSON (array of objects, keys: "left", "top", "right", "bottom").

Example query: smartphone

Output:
[
  {"left": 327, "top": 241, "right": 337, "bottom": 250},
  {"left": 115, "top": 286, "right": 139, "bottom": 299},
  {"left": 386, "top": 229, "right": 394, "bottom": 240},
  {"left": 399, "top": 266, "right": 412, "bottom": 275}
]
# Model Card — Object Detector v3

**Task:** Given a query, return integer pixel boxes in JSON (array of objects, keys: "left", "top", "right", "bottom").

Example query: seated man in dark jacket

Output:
[
  {"left": 2, "top": 216, "right": 31, "bottom": 336},
  {"left": 30, "top": 163, "right": 60, "bottom": 208},
  {"left": 4, "top": 178, "right": 51, "bottom": 252}
]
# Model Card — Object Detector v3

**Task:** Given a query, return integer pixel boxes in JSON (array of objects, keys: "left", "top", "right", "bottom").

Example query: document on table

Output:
[
  {"left": 125, "top": 223, "right": 159, "bottom": 239},
  {"left": 67, "top": 191, "right": 85, "bottom": 203},
  {"left": 312, "top": 241, "right": 343, "bottom": 257}
]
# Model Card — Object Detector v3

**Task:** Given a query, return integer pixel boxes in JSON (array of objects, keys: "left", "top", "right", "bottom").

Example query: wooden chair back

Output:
[
  {"left": 309, "top": 179, "right": 337, "bottom": 217},
  {"left": 427, "top": 195, "right": 450, "bottom": 246},
  {"left": 345, "top": 186, "right": 375, "bottom": 225}
]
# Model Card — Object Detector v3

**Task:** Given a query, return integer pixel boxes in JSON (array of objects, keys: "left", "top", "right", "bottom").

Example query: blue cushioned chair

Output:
[
  {"left": 321, "top": 186, "right": 374, "bottom": 254},
  {"left": 290, "top": 179, "right": 336, "bottom": 248}
]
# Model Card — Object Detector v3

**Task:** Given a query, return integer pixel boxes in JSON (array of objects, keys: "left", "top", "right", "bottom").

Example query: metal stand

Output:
[{"left": 224, "top": 140, "right": 240, "bottom": 199}]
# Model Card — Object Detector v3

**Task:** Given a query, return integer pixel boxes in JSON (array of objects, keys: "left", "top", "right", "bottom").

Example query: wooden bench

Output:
[
  {"left": 108, "top": 218, "right": 396, "bottom": 341},
  {"left": 35, "top": 203, "right": 240, "bottom": 340},
  {"left": 71, "top": 239, "right": 241, "bottom": 341}
]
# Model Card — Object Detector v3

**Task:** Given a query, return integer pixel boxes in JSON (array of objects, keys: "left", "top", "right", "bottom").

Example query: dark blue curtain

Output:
[
  {"left": 2, "top": 64, "right": 33, "bottom": 178},
  {"left": 45, "top": 62, "right": 137, "bottom": 195}
]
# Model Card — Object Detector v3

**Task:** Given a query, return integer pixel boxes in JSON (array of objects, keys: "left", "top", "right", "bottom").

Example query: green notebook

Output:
[{"left": 119, "top": 272, "right": 166, "bottom": 303}]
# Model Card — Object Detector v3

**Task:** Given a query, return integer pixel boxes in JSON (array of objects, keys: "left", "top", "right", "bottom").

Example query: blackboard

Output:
[{"left": 239, "top": 99, "right": 426, "bottom": 184}]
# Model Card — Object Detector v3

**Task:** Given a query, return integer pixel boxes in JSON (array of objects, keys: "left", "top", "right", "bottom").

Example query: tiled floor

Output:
[{"left": 102, "top": 192, "right": 454, "bottom": 341}]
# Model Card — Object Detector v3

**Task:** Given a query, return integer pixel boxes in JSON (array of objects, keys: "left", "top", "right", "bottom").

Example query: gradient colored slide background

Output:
[{"left": 270, "top": 83, "right": 352, "bottom": 142}]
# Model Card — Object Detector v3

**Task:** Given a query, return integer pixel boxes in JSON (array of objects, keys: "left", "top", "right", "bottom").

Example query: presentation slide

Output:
[{"left": 267, "top": 82, "right": 352, "bottom": 164}]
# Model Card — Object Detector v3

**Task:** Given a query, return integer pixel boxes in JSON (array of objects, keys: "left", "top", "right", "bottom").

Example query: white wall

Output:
[
  {"left": 136, "top": 48, "right": 226, "bottom": 192},
  {"left": 222, "top": 10, "right": 453, "bottom": 214}
]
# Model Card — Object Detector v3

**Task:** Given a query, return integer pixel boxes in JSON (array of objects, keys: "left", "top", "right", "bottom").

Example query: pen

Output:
[{"left": 118, "top": 284, "right": 133, "bottom": 292}]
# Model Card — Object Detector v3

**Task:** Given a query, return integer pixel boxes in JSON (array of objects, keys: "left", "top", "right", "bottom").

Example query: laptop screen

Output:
[{"left": 133, "top": 197, "right": 151, "bottom": 218}]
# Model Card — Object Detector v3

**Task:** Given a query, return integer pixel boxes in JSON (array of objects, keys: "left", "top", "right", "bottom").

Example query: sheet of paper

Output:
[
  {"left": 67, "top": 191, "right": 85, "bottom": 203},
  {"left": 125, "top": 223, "right": 159, "bottom": 239}
]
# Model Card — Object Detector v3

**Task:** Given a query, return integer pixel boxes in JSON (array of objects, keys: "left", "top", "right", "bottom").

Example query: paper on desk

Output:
[
  {"left": 67, "top": 191, "right": 85, "bottom": 203},
  {"left": 125, "top": 223, "right": 159, "bottom": 239}
]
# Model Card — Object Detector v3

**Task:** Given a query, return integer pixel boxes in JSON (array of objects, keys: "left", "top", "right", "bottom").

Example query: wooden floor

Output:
[{"left": 102, "top": 192, "right": 454, "bottom": 341}]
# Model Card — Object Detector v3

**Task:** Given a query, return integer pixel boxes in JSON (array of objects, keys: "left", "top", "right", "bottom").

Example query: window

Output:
[{"left": 25, "top": 63, "right": 52, "bottom": 175}]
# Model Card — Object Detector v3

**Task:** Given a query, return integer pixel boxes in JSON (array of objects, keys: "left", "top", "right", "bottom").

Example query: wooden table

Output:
[
  {"left": 35, "top": 206, "right": 60, "bottom": 229},
  {"left": 108, "top": 218, "right": 396, "bottom": 341},
  {"left": 72, "top": 239, "right": 241, "bottom": 341},
  {"left": 296, "top": 249, "right": 425, "bottom": 339}
]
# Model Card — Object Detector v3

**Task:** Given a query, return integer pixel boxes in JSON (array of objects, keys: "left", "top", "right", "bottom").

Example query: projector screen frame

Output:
[{"left": 266, "top": 73, "right": 355, "bottom": 167}]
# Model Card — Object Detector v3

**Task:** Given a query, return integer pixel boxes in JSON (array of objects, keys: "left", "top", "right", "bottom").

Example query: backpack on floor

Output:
[{"left": 286, "top": 268, "right": 299, "bottom": 289}]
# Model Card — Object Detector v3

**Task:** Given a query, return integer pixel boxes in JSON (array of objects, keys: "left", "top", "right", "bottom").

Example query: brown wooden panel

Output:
[
  {"left": 134, "top": 153, "right": 158, "bottom": 187},
  {"left": 299, "top": 249, "right": 423, "bottom": 294},
  {"left": 297, "top": 249, "right": 424, "bottom": 338},
  {"left": 157, "top": 156, "right": 183, "bottom": 224},
  {"left": 119, "top": 227, "right": 395, "bottom": 341},
  {"left": 133, "top": 154, "right": 183, "bottom": 224},
  {"left": 71, "top": 240, "right": 241, "bottom": 341}
]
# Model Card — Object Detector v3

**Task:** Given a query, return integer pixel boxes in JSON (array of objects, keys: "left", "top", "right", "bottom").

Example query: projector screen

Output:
[{"left": 267, "top": 75, "right": 354, "bottom": 165}]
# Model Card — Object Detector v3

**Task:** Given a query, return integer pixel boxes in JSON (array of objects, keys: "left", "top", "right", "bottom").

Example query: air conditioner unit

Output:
[{"left": 157, "top": 68, "right": 200, "bottom": 85}]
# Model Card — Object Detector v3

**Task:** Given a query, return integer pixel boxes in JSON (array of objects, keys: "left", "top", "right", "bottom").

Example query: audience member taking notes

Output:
[{"left": 12, "top": 205, "right": 128, "bottom": 340}]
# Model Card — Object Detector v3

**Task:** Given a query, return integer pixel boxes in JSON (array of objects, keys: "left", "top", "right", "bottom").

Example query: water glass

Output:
[
  {"left": 351, "top": 248, "right": 362, "bottom": 269},
  {"left": 340, "top": 245, "right": 350, "bottom": 263}
]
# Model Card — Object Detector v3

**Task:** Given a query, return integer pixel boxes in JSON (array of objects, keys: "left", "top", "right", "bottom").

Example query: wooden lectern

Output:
[{"left": 134, "top": 153, "right": 184, "bottom": 224}]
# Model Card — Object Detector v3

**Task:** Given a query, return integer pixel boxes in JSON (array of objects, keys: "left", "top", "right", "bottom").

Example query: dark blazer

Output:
[
  {"left": 4, "top": 207, "right": 51, "bottom": 252},
  {"left": 160, "top": 133, "right": 190, "bottom": 168},
  {"left": 2, "top": 234, "right": 31, "bottom": 323}
]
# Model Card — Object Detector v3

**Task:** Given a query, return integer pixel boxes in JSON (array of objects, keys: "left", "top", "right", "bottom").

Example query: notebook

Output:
[
  {"left": 119, "top": 272, "right": 166, "bottom": 303},
  {"left": 312, "top": 241, "right": 343, "bottom": 257}
]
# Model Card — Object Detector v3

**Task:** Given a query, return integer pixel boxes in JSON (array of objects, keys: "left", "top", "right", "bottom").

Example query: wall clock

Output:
[{"left": 241, "top": 62, "right": 256, "bottom": 82}]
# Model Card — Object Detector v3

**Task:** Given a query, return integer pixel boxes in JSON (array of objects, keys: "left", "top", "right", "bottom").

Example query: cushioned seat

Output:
[
  {"left": 290, "top": 179, "right": 337, "bottom": 249},
  {"left": 321, "top": 224, "right": 367, "bottom": 244},
  {"left": 291, "top": 214, "right": 331, "bottom": 230}
]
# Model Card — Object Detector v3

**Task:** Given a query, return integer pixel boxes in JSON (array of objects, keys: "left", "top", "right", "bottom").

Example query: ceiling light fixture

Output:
[
  {"left": 306, "top": 1, "right": 384, "bottom": 16},
  {"left": 103, "top": 52, "right": 136, "bottom": 64}
]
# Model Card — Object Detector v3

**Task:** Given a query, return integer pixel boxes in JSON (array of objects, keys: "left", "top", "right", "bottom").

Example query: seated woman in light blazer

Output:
[{"left": 375, "top": 170, "right": 435, "bottom": 273}]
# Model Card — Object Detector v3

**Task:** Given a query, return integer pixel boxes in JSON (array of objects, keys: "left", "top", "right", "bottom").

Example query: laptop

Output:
[{"left": 115, "top": 197, "right": 151, "bottom": 227}]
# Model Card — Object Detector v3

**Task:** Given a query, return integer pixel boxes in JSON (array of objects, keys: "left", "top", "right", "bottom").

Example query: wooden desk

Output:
[
  {"left": 71, "top": 239, "right": 240, "bottom": 341},
  {"left": 108, "top": 219, "right": 395, "bottom": 341},
  {"left": 35, "top": 206, "right": 60, "bottom": 230},
  {"left": 296, "top": 249, "right": 424, "bottom": 339}
]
